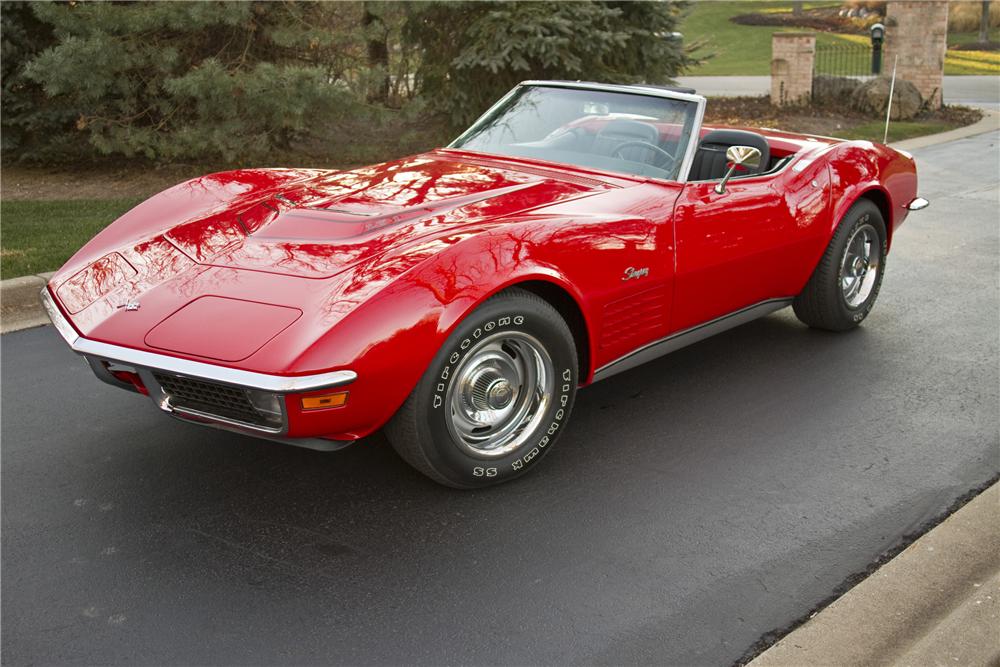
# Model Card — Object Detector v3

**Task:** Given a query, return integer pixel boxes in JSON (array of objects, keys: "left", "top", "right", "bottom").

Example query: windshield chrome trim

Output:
[
  {"left": 677, "top": 95, "right": 706, "bottom": 184},
  {"left": 519, "top": 79, "right": 706, "bottom": 104},
  {"left": 448, "top": 80, "right": 707, "bottom": 184},
  {"left": 40, "top": 288, "right": 357, "bottom": 393}
]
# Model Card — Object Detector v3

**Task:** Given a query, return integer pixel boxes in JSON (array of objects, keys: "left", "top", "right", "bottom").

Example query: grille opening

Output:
[{"left": 153, "top": 373, "right": 281, "bottom": 429}]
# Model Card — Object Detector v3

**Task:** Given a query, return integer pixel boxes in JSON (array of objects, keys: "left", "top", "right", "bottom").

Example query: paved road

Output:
[
  {"left": 676, "top": 75, "right": 1000, "bottom": 110},
  {"left": 3, "top": 133, "right": 998, "bottom": 665}
]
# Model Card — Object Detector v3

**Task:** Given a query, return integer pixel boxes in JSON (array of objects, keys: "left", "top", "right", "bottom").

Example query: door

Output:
[{"left": 670, "top": 167, "right": 830, "bottom": 332}]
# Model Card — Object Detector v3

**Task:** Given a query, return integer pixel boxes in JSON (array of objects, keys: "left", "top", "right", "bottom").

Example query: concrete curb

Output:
[
  {"left": 891, "top": 108, "right": 1000, "bottom": 151},
  {"left": 1, "top": 111, "right": 995, "bottom": 336},
  {"left": 748, "top": 482, "right": 1000, "bottom": 666},
  {"left": 1, "top": 272, "right": 54, "bottom": 334}
]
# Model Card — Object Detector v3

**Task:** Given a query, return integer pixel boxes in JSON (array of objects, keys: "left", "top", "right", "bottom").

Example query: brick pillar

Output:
[
  {"left": 771, "top": 33, "right": 816, "bottom": 106},
  {"left": 885, "top": 1, "right": 948, "bottom": 108}
]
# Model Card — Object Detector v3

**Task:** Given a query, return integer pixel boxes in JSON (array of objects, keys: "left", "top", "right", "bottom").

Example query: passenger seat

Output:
[{"left": 689, "top": 129, "right": 771, "bottom": 181}]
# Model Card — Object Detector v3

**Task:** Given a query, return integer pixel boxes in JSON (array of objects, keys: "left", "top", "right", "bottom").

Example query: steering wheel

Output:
[{"left": 611, "top": 140, "right": 677, "bottom": 169}]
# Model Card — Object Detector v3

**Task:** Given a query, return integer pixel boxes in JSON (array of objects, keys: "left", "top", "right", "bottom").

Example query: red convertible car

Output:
[{"left": 43, "top": 81, "right": 927, "bottom": 487}]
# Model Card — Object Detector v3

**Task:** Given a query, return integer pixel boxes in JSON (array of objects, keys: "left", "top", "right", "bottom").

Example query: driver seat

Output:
[
  {"left": 689, "top": 129, "right": 771, "bottom": 181},
  {"left": 594, "top": 119, "right": 662, "bottom": 162}
]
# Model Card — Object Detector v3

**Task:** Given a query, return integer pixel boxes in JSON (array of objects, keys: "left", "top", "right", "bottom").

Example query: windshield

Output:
[{"left": 450, "top": 84, "right": 700, "bottom": 181}]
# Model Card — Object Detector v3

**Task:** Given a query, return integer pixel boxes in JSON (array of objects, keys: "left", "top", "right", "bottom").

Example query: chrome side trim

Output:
[
  {"left": 592, "top": 298, "right": 794, "bottom": 383},
  {"left": 40, "top": 288, "right": 357, "bottom": 392},
  {"left": 906, "top": 197, "right": 929, "bottom": 211}
]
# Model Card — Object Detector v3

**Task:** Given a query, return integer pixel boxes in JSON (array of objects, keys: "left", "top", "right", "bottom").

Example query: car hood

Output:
[
  {"left": 50, "top": 151, "right": 613, "bottom": 365},
  {"left": 198, "top": 152, "right": 604, "bottom": 279}
]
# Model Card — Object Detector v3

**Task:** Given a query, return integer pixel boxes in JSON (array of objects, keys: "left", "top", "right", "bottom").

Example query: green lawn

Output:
[
  {"left": 838, "top": 119, "right": 962, "bottom": 143},
  {"left": 681, "top": 1, "right": 1000, "bottom": 75},
  {"left": 0, "top": 198, "right": 139, "bottom": 279},
  {"left": 681, "top": 1, "right": 841, "bottom": 75}
]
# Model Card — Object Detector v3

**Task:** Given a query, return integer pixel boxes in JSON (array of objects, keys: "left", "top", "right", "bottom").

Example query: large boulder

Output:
[
  {"left": 812, "top": 75, "right": 863, "bottom": 106},
  {"left": 851, "top": 77, "right": 924, "bottom": 120}
]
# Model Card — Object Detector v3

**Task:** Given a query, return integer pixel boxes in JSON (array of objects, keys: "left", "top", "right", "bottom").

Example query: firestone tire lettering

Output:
[{"left": 385, "top": 288, "right": 579, "bottom": 489}]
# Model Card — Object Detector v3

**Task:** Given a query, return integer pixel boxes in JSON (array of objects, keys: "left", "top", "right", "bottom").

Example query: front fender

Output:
[
  {"left": 828, "top": 142, "right": 918, "bottom": 250},
  {"left": 283, "top": 210, "right": 662, "bottom": 439}
]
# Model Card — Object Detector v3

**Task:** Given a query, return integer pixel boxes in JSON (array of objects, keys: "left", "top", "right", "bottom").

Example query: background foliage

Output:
[
  {"left": 1, "top": 0, "right": 692, "bottom": 165},
  {"left": 405, "top": 0, "right": 693, "bottom": 126}
]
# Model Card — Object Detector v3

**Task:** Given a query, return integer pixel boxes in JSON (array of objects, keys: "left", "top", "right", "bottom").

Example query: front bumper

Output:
[{"left": 41, "top": 288, "right": 357, "bottom": 449}]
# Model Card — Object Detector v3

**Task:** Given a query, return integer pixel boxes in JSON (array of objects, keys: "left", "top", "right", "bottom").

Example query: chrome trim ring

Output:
[
  {"left": 840, "top": 223, "right": 881, "bottom": 309},
  {"left": 39, "top": 288, "right": 357, "bottom": 393},
  {"left": 444, "top": 331, "right": 554, "bottom": 459}
]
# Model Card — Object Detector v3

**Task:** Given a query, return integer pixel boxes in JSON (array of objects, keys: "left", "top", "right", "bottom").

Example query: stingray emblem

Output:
[
  {"left": 622, "top": 266, "right": 649, "bottom": 281},
  {"left": 117, "top": 299, "right": 140, "bottom": 312}
]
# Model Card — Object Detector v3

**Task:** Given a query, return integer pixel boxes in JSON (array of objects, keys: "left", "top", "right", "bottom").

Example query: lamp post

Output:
[{"left": 870, "top": 23, "right": 885, "bottom": 75}]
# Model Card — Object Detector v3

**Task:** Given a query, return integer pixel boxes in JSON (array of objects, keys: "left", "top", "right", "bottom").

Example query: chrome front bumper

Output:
[{"left": 41, "top": 288, "right": 357, "bottom": 446}]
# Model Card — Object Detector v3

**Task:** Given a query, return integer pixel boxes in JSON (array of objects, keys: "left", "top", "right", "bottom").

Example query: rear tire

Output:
[
  {"left": 385, "top": 288, "right": 578, "bottom": 488},
  {"left": 794, "top": 199, "right": 887, "bottom": 332}
]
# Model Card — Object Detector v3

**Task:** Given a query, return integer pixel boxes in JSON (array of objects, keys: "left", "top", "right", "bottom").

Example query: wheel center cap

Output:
[
  {"left": 486, "top": 380, "right": 514, "bottom": 409},
  {"left": 853, "top": 258, "right": 865, "bottom": 274}
]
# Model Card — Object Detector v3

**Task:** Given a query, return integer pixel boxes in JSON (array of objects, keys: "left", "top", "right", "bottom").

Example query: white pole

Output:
[{"left": 883, "top": 55, "right": 898, "bottom": 144}]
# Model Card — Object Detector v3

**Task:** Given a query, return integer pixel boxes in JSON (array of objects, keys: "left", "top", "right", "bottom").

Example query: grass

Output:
[
  {"left": 943, "top": 41, "right": 1000, "bottom": 74},
  {"left": 838, "top": 119, "right": 960, "bottom": 143},
  {"left": 681, "top": 1, "right": 836, "bottom": 76},
  {"left": 0, "top": 198, "right": 140, "bottom": 279},
  {"left": 949, "top": 29, "right": 1000, "bottom": 47},
  {"left": 681, "top": 1, "right": 1000, "bottom": 75}
]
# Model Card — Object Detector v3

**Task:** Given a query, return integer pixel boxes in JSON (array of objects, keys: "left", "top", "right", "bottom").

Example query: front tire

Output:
[
  {"left": 385, "top": 288, "right": 578, "bottom": 488},
  {"left": 794, "top": 199, "right": 887, "bottom": 331}
]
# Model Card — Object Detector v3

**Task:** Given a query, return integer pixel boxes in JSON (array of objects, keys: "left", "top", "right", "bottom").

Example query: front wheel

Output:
[
  {"left": 794, "top": 199, "right": 888, "bottom": 331},
  {"left": 385, "top": 288, "right": 578, "bottom": 488}
]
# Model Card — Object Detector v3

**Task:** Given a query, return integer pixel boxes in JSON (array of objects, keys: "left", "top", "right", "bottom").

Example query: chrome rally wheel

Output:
[
  {"left": 446, "top": 332, "right": 554, "bottom": 459},
  {"left": 840, "top": 223, "right": 881, "bottom": 309},
  {"left": 794, "top": 198, "right": 887, "bottom": 331},
  {"left": 386, "top": 288, "right": 578, "bottom": 488}
]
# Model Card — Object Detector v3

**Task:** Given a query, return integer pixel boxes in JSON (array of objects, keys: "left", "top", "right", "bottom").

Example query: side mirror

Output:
[{"left": 714, "top": 145, "right": 763, "bottom": 194}]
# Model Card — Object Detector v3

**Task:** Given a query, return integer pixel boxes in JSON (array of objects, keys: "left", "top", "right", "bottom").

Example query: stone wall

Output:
[
  {"left": 771, "top": 33, "right": 816, "bottom": 106},
  {"left": 885, "top": 1, "right": 949, "bottom": 108}
]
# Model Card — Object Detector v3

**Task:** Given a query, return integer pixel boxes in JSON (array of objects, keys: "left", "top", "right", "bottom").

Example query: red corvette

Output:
[{"left": 43, "top": 81, "right": 927, "bottom": 487}]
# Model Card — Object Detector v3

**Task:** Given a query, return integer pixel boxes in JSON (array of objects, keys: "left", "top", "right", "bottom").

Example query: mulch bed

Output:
[
  {"left": 731, "top": 7, "right": 869, "bottom": 35},
  {"left": 950, "top": 41, "right": 1000, "bottom": 51},
  {"left": 703, "top": 95, "right": 983, "bottom": 138}
]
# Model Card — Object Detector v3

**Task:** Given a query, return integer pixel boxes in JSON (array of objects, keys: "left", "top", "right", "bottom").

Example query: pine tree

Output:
[
  {"left": 404, "top": 1, "right": 695, "bottom": 128},
  {"left": 19, "top": 1, "right": 365, "bottom": 162}
]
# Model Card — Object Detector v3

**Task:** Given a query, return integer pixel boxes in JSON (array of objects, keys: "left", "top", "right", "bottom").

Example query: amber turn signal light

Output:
[{"left": 300, "top": 392, "right": 349, "bottom": 410}]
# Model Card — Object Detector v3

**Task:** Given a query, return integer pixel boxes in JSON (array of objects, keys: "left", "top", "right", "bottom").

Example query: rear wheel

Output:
[
  {"left": 794, "top": 199, "right": 887, "bottom": 331},
  {"left": 385, "top": 288, "right": 578, "bottom": 488}
]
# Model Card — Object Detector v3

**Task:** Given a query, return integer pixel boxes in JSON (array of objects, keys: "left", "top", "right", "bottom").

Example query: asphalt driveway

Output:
[{"left": 2, "top": 131, "right": 998, "bottom": 665}]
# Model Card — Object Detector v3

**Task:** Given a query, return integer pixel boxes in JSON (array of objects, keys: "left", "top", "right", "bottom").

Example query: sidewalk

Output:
[
  {"left": 676, "top": 75, "right": 1000, "bottom": 110},
  {"left": 1, "top": 272, "right": 54, "bottom": 334},
  {"left": 749, "top": 482, "right": 1000, "bottom": 666}
]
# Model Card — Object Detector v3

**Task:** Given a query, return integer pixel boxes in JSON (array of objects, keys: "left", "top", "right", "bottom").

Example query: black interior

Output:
[
  {"left": 592, "top": 119, "right": 662, "bottom": 162},
  {"left": 689, "top": 129, "right": 772, "bottom": 181}
]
